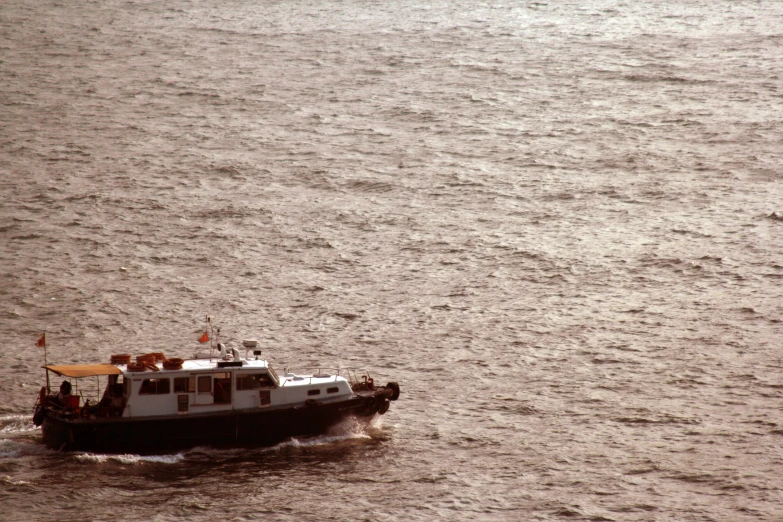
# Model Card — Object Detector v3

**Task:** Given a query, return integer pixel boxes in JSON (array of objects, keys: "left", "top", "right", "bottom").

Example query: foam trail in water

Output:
[
  {"left": 272, "top": 415, "right": 382, "bottom": 449},
  {"left": 0, "top": 475, "right": 30, "bottom": 487},
  {"left": 0, "top": 414, "right": 38, "bottom": 435},
  {"left": 69, "top": 421, "right": 378, "bottom": 463},
  {"left": 0, "top": 438, "right": 55, "bottom": 459},
  {"left": 0, "top": 439, "right": 23, "bottom": 459},
  {"left": 74, "top": 452, "right": 187, "bottom": 465}
]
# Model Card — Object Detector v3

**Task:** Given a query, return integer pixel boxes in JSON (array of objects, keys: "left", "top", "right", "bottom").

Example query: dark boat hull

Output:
[{"left": 40, "top": 392, "right": 391, "bottom": 453}]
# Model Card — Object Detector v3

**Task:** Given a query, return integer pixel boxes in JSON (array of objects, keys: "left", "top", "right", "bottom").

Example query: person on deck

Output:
[
  {"left": 56, "top": 381, "right": 72, "bottom": 406},
  {"left": 214, "top": 380, "right": 224, "bottom": 403}
]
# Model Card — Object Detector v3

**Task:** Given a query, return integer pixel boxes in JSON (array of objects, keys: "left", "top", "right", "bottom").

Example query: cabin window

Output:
[
  {"left": 139, "top": 378, "right": 170, "bottom": 395},
  {"left": 236, "top": 373, "right": 276, "bottom": 390},
  {"left": 174, "top": 376, "right": 195, "bottom": 393},
  {"left": 327, "top": 387, "right": 339, "bottom": 394},
  {"left": 307, "top": 389, "right": 321, "bottom": 396},
  {"left": 197, "top": 375, "right": 212, "bottom": 394}
]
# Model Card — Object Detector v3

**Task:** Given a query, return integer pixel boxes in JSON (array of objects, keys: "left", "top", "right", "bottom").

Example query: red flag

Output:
[
  {"left": 36, "top": 333, "right": 45, "bottom": 348},
  {"left": 198, "top": 331, "right": 209, "bottom": 343}
]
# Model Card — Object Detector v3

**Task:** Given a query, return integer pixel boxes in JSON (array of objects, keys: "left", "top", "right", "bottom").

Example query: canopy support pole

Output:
[{"left": 44, "top": 335, "right": 50, "bottom": 393}]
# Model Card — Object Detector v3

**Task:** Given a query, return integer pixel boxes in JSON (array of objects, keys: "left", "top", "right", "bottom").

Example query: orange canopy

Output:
[{"left": 44, "top": 364, "right": 123, "bottom": 378}]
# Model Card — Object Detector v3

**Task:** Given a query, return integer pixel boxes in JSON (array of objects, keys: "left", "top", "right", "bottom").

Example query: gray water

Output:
[{"left": 2, "top": 0, "right": 783, "bottom": 520}]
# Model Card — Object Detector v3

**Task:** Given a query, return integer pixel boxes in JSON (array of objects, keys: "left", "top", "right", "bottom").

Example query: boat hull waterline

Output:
[{"left": 40, "top": 389, "right": 395, "bottom": 453}]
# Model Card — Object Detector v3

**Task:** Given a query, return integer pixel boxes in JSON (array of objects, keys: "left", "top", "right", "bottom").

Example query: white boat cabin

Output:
[
  {"left": 44, "top": 357, "right": 356, "bottom": 420},
  {"left": 123, "top": 358, "right": 354, "bottom": 418}
]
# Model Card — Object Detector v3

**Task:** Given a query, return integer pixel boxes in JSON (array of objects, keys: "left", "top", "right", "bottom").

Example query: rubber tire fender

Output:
[
  {"left": 33, "top": 407, "right": 46, "bottom": 427},
  {"left": 386, "top": 382, "right": 400, "bottom": 401}
]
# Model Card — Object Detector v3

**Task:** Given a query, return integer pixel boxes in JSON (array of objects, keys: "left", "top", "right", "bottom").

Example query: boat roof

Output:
[
  {"left": 45, "top": 364, "right": 124, "bottom": 378},
  {"left": 121, "top": 358, "right": 271, "bottom": 374},
  {"left": 181, "top": 359, "right": 269, "bottom": 371}
]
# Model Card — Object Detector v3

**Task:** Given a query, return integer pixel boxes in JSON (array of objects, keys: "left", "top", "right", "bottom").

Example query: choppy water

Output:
[{"left": 2, "top": 0, "right": 783, "bottom": 520}]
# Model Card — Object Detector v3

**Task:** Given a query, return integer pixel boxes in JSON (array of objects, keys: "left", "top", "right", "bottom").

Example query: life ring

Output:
[
  {"left": 143, "top": 362, "right": 160, "bottom": 372},
  {"left": 110, "top": 354, "right": 131, "bottom": 365},
  {"left": 136, "top": 354, "right": 156, "bottom": 364},
  {"left": 162, "top": 358, "right": 183, "bottom": 370}
]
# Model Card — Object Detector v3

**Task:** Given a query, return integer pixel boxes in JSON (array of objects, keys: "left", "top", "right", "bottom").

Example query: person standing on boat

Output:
[
  {"left": 214, "top": 379, "right": 224, "bottom": 403},
  {"left": 56, "top": 381, "right": 72, "bottom": 406}
]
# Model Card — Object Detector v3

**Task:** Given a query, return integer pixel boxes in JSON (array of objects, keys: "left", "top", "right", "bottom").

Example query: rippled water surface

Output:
[{"left": 2, "top": 0, "right": 783, "bottom": 520}]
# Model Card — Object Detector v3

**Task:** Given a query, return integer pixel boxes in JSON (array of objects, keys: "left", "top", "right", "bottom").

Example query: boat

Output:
[{"left": 31, "top": 339, "right": 400, "bottom": 453}]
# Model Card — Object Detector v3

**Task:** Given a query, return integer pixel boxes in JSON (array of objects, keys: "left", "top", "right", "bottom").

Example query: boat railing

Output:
[{"left": 278, "top": 367, "right": 376, "bottom": 387}]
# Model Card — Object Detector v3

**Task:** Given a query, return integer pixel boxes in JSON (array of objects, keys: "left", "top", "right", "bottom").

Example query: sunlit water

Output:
[{"left": 1, "top": 0, "right": 783, "bottom": 520}]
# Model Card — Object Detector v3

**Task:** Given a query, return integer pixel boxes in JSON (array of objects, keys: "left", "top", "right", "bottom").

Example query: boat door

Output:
[
  {"left": 195, "top": 374, "right": 213, "bottom": 405},
  {"left": 213, "top": 372, "right": 231, "bottom": 404}
]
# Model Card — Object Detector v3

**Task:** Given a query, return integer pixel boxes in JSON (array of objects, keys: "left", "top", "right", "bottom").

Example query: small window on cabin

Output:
[
  {"left": 307, "top": 389, "right": 321, "bottom": 396},
  {"left": 139, "top": 378, "right": 170, "bottom": 395},
  {"left": 174, "top": 377, "right": 195, "bottom": 393},
  {"left": 327, "top": 387, "right": 339, "bottom": 394},
  {"left": 197, "top": 375, "right": 212, "bottom": 393},
  {"left": 236, "top": 373, "right": 276, "bottom": 390}
]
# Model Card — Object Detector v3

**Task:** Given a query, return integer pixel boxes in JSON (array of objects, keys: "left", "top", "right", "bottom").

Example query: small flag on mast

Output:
[
  {"left": 198, "top": 331, "right": 209, "bottom": 343},
  {"left": 36, "top": 333, "right": 46, "bottom": 348}
]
